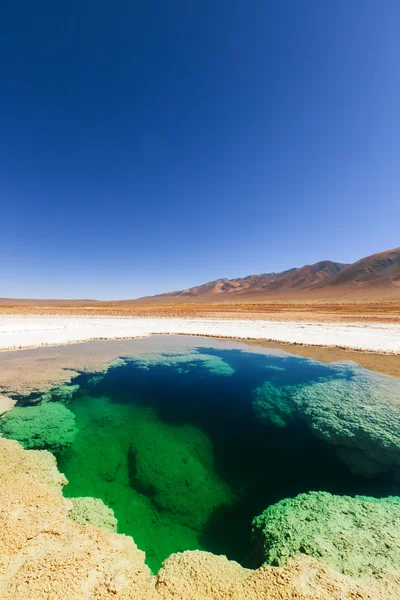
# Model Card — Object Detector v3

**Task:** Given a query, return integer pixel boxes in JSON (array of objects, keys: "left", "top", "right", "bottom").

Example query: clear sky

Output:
[{"left": 1, "top": 1, "right": 399, "bottom": 299}]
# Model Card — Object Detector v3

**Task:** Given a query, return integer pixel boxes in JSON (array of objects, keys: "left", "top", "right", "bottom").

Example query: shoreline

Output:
[
  {"left": 2, "top": 435, "right": 395, "bottom": 599},
  {"left": 0, "top": 335, "right": 399, "bottom": 409},
  {"left": 233, "top": 337, "right": 400, "bottom": 380}
]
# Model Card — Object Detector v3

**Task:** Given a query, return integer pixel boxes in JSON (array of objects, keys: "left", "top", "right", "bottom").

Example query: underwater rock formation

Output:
[
  {"left": 131, "top": 349, "right": 235, "bottom": 376},
  {"left": 1, "top": 437, "right": 398, "bottom": 599},
  {"left": 128, "top": 413, "right": 235, "bottom": 531},
  {"left": 68, "top": 497, "right": 118, "bottom": 532},
  {"left": 56, "top": 394, "right": 237, "bottom": 571},
  {"left": 39, "top": 383, "right": 80, "bottom": 404},
  {"left": 87, "top": 374, "right": 106, "bottom": 386},
  {"left": 252, "top": 491, "right": 400, "bottom": 578},
  {"left": 294, "top": 367, "right": 400, "bottom": 479},
  {"left": 0, "top": 402, "right": 77, "bottom": 452},
  {"left": 252, "top": 382, "right": 297, "bottom": 428},
  {"left": 253, "top": 363, "right": 400, "bottom": 479}
]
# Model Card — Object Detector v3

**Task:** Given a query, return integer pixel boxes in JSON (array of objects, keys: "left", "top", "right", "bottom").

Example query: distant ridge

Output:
[
  {"left": 320, "top": 247, "right": 400, "bottom": 289},
  {"left": 137, "top": 247, "right": 400, "bottom": 302},
  {"left": 149, "top": 260, "right": 349, "bottom": 298},
  {"left": 1, "top": 248, "right": 399, "bottom": 305}
]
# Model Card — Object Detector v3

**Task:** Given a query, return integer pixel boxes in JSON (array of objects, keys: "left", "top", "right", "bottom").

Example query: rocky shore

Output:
[{"left": 1, "top": 437, "right": 399, "bottom": 599}]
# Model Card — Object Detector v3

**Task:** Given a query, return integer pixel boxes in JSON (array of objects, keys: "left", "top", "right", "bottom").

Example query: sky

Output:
[{"left": 1, "top": 1, "right": 400, "bottom": 299}]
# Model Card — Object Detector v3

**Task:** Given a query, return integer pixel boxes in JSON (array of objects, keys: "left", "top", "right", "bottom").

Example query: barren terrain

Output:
[
  {"left": 1, "top": 299, "right": 400, "bottom": 323},
  {"left": 1, "top": 248, "right": 400, "bottom": 320}
]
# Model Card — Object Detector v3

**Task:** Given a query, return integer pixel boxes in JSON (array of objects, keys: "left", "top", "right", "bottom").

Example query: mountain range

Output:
[
  {"left": 139, "top": 247, "right": 400, "bottom": 302},
  {"left": 1, "top": 247, "right": 399, "bottom": 305}
]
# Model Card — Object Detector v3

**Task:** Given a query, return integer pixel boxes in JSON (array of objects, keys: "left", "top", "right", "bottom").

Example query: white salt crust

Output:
[{"left": 0, "top": 315, "right": 399, "bottom": 354}]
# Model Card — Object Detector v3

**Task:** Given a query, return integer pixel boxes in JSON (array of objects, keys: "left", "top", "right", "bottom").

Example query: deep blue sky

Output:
[{"left": 1, "top": 1, "right": 399, "bottom": 299}]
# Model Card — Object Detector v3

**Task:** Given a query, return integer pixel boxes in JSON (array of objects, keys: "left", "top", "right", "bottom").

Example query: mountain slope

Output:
[
  {"left": 320, "top": 247, "right": 400, "bottom": 289},
  {"left": 2, "top": 248, "right": 399, "bottom": 306},
  {"left": 140, "top": 248, "right": 400, "bottom": 302},
  {"left": 144, "top": 261, "right": 348, "bottom": 300}
]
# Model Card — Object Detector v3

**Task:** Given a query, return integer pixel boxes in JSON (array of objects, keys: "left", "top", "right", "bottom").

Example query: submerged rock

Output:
[
  {"left": 68, "top": 497, "right": 118, "bottom": 532},
  {"left": 252, "top": 382, "right": 297, "bottom": 428},
  {"left": 87, "top": 374, "right": 105, "bottom": 386},
  {"left": 130, "top": 415, "right": 235, "bottom": 530},
  {"left": 39, "top": 383, "right": 80, "bottom": 404},
  {"left": 131, "top": 350, "right": 235, "bottom": 376},
  {"left": 252, "top": 491, "right": 400, "bottom": 578},
  {"left": 55, "top": 394, "right": 238, "bottom": 571},
  {"left": 253, "top": 364, "right": 400, "bottom": 479},
  {"left": 294, "top": 367, "right": 400, "bottom": 479},
  {"left": 0, "top": 402, "right": 77, "bottom": 452}
]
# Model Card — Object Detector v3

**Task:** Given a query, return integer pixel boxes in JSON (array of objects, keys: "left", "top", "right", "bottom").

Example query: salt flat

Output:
[{"left": 0, "top": 315, "right": 399, "bottom": 354}]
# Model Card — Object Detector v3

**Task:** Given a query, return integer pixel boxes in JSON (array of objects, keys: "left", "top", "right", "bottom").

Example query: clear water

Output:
[{"left": 49, "top": 343, "right": 400, "bottom": 572}]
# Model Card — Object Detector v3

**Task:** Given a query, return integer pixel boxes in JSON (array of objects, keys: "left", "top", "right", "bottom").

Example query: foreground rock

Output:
[
  {"left": 0, "top": 394, "right": 16, "bottom": 416},
  {"left": 0, "top": 438, "right": 399, "bottom": 599},
  {"left": 252, "top": 491, "right": 400, "bottom": 578},
  {"left": 0, "top": 438, "right": 152, "bottom": 599}
]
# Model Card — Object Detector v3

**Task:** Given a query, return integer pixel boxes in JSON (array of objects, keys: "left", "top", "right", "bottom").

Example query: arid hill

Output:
[
  {"left": 150, "top": 260, "right": 348, "bottom": 299},
  {"left": 1, "top": 248, "right": 399, "bottom": 309},
  {"left": 319, "top": 247, "right": 400, "bottom": 290},
  {"left": 138, "top": 247, "right": 400, "bottom": 302}
]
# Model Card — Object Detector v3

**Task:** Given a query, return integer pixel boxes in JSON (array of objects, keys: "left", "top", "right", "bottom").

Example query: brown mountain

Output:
[
  {"left": 153, "top": 261, "right": 348, "bottom": 299},
  {"left": 141, "top": 247, "right": 400, "bottom": 302},
  {"left": 1, "top": 248, "right": 399, "bottom": 307},
  {"left": 318, "top": 247, "right": 400, "bottom": 290}
]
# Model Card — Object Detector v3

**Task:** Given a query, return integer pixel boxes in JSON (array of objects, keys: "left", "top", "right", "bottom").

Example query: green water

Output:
[{"left": 50, "top": 345, "right": 400, "bottom": 572}]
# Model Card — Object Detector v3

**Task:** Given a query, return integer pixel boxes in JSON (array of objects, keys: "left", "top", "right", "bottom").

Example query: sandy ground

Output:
[
  {"left": 0, "top": 314, "right": 399, "bottom": 354},
  {"left": 1, "top": 301, "right": 400, "bottom": 323}
]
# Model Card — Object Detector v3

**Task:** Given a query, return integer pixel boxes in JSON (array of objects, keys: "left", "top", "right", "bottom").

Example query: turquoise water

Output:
[{"left": 2, "top": 340, "right": 400, "bottom": 572}]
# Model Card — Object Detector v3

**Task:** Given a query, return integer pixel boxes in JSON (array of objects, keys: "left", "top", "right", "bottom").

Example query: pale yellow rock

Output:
[
  {"left": 0, "top": 438, "right": 153, "bottom": 600},
  {"left": 0, "top": 394, "right": 16, "bottom": 416},
  {"left": 0, "top": 437, "right": 399, "bottom": 600}
]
